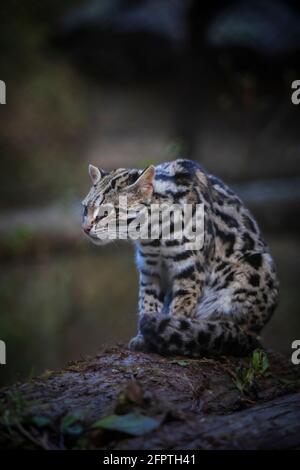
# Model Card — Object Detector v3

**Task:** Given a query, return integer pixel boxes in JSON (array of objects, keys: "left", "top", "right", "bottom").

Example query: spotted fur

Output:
[{"left": 82, "top": 159, "right": 279, "bottom": 357}]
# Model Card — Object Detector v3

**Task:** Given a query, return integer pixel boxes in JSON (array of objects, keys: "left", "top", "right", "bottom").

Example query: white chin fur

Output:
[
  {"left": 83, "top": 232, "right": 111, "bottom": 246},
  {"left": 91, "top": 238, "right": 111, "bottom": 246}
]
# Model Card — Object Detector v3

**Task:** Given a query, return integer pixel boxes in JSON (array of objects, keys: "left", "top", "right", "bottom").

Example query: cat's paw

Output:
[{"left": 128, "top": 334, "right": 148, "bottom": 352}]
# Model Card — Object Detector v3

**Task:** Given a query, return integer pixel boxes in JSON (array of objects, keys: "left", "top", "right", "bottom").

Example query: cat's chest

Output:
[{"left": 160, "top": 245, "right": 191, "bottom": 277}]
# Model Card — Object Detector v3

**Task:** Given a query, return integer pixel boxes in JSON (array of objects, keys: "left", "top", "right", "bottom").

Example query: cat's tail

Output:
[{"left": 139, "top": 314, "right": 260, "bottom": 357}]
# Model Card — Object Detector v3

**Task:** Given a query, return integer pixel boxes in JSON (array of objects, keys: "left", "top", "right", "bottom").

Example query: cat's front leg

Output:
[
  {"left": 129, "top": 265, "right": 164, "bottom": 352},
  {"left": 128, "top": 334, "right": 149, "bottom": 352},
  {"left": 168, "top": 264, "right": 204, "bottom": 317}
]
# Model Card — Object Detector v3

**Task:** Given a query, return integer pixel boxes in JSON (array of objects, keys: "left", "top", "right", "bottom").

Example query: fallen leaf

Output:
[
  {"left": 31, "top": 416, "right": 51, "bottom": 428},
  {"left": 92, "top": 413, "right": 159, "bottom": 436},
  {"left": 171, "top": 360, "right": 189, "bottom": 367}
]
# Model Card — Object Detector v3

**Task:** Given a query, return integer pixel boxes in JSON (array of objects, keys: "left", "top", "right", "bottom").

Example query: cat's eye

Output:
[{"left": 82, "top": 206, "right": 88, "bottom": 217}]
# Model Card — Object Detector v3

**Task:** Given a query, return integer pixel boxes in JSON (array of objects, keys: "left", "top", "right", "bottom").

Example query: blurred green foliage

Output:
[{"left": 1, "top": 226, "right": 33, "bottom": 256}]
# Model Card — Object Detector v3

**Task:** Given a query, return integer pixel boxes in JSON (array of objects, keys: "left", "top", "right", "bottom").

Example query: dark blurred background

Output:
[{"left": 0, "top": 0, "right": 300, "bottom": 386}]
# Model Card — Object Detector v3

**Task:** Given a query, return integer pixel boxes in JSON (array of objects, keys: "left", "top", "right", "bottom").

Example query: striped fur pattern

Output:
[{"left": 82, "top": 159, "right": 279, "bottom": 357}]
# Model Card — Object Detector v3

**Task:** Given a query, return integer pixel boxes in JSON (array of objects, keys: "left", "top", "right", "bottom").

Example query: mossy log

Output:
[{"left": 0, "top": 346, "right": 299, "bottom": 450}]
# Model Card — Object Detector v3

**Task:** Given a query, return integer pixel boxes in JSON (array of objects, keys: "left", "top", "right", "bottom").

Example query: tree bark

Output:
[{"left": 0, "top": 346, "right": 299, "bottom": 450}]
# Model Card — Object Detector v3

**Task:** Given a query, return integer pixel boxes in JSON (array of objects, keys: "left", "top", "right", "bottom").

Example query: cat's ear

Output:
[
  {"left": 88, "top": 164, "right": 102, "bottom": 185},
  {"left": 132, "top": 165, "right": 155, "bottom": 199}
]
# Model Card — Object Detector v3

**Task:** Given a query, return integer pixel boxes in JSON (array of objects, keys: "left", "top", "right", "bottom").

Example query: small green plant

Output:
[
  {"left": 0, "top": 389, "right": 50, "bottom": 431},
  {"left": 233, "top": 349, "right": 270, "bottom": 394},
  {"left": 251, "top": 349, "right": 269, "bottom": 375},
  {"left": 0, "top": 389, "right": 29, "bottom": 427}
]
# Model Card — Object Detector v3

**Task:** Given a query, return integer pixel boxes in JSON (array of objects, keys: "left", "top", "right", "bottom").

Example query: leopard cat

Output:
[{"left": 82, "top": 159, "right": 279, "bottom": 357}]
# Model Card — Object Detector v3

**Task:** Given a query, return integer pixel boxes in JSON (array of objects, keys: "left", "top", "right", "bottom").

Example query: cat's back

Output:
[
  {"left": 154, "top": 159, "right": 241, "bottom": 205},
  {"left": 154, "top": 159, "right": 266, "bottom": 252}
]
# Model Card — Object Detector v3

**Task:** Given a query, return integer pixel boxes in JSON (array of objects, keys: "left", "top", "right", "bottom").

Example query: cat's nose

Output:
[{"left": 83, "top": 222, "right": 92, "bottom": 233}]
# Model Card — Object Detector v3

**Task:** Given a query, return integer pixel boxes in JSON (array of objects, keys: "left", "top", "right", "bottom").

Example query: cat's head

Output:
[{"left": 82, "top": 164, "right": 155, "bottom": 245}]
